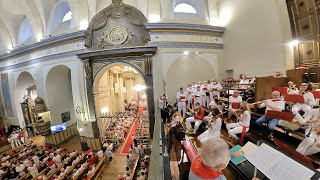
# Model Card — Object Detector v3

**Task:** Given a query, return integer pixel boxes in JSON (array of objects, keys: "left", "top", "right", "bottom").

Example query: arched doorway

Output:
[
  {"left": 14, "top": 71, "right": 37, "bottom": 128},
  {"left": 93, "top": 63, "right": 149, "bottom": 140},
  {"left": 45, "top": 65, "right": 76, "bottom": 126},
  {"left": 166, "top": 55, "right": 217, "bottom": 104}
]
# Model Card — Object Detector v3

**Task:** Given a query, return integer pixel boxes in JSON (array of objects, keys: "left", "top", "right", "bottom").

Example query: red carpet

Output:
[{"left": 119, "top": 119, "right": 139, "bottom": 156}]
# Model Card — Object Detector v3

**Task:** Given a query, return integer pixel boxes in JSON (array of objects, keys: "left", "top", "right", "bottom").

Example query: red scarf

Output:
[
  {"left": 190, "top": 155, "right": 223, "bottom": 179},
  {"left": 232, "top": 95, "right": 238, "bottom": 98}
]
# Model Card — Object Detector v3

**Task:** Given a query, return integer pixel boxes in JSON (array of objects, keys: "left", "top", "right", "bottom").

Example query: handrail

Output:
[{"left": 148, "top": 112, "right": 171, "bottom": 180}]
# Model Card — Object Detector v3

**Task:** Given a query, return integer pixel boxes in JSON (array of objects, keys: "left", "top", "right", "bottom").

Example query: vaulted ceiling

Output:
[{"left": 0, "top": 0, "right": 217, "bottom": 54}]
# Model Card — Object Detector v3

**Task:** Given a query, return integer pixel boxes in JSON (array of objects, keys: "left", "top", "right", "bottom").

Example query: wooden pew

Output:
[{"left": 88, "top": 156, "right": 106, "bottom": 180}]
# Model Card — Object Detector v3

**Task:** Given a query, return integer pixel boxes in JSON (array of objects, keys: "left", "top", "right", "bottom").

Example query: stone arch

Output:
[
  {"left": 93, "top": 62, "right": 147, "bottom": 136},
  {"left": 166, "top": 55, "right": 217, "bottom": 103},
  {"left": 14, "top": 71, "right": 37, "bottom": 128},
  {"left": 47, "top": 0, "right": 72, "bottom": 35},
  {"left": 45, "top": 65, "right": 76, "bottom": 126}
]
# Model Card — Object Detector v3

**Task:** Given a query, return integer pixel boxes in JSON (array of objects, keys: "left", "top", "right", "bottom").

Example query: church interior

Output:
[{"left": 1, "top": 0, "right": 320, "bottom": 179}]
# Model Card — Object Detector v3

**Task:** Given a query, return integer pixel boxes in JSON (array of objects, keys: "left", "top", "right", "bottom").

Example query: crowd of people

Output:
[
  {"left": 164, "top": 74, "right": 320, "bottom": 179},
  {"left": 7, "top": 128, "right": 29, "bottom": 149}
]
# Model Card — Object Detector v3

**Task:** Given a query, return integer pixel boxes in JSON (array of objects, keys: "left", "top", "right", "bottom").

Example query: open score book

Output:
[{"left": 244, "top": 143, "right": 315, "bottom": 180}]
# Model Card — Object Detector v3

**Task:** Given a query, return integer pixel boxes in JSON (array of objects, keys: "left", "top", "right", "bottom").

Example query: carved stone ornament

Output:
[
  {"left": 85, "top": 0, "right": 150, "bottom": 50},
  {"left": 32, "top": 96, "right": 48, "bottom": 114}
]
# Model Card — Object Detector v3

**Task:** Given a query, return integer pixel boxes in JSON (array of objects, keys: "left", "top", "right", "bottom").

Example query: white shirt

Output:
[
  {"left": 208, "top": 101, "right": 217, "bottom": 108},
  {"left": 53, "top": 155, "right": 61, "bottom": 164},
  {"left": 260, "top": 100, "right": 285, "bottom": 113},
  {"left": 229, "top": 96, "right": 242, "bottom": 109},
  {"left": 87, "top": 166, "right": 95, "bottom": 177},
  {"left": 97, "top": 150, "right": 104, "bottom": 159},
  {"left": 158, "top": 98, "right": 167, "bottom": 109},
  {"left": 176, "top": 91, "right": 187, "bottom": 102},
  {"left": 27, "top": 164, "right": 38, "bottom": 177},
  {"left": 32, "top": 155, "right": 40, "bottom": 166},
  {"left": 291, "top": 91, "right": 316, "bottom": 105},
  {"left": 186, "top": 87, "right": 194, "bottom": 99},
  {"left": 239, "top": 79, "right": 250, "bottom": 89},
  {"left": 105, "top": 150, "right": 113, "bottom": 158},
  {"left": 193, "top": 90, "right": 205, "bottom": 98},
  {"left": 208, "top": 118, "right": 222, "bottom": 138},
  {"left": 16, "top": 164, "right": 25, "bottom": 173},
  {"left": 239, "top": 110, "right": 251, "bottom": 127},
  {"left": 210, "top": 83, "right": 223, "bottom": 93}
]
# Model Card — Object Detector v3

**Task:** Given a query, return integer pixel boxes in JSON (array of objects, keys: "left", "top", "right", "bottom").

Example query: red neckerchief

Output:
[
  {"left": 190, "top": 155, "right": 223, "bottom": 179},
  {"left": 232, "top": 95, "right": 238, "bottom": 98},
  {"left": 272, "top": 99, "right": 281, "bottom": 102}
]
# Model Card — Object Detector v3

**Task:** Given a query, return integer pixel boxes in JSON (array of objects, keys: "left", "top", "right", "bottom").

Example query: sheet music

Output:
[
  {"left": 245, "top": 143, "right": 315, "bottom": 180},
  {"left": 241, "top": 141, "right": 259, "bottom": 159}
]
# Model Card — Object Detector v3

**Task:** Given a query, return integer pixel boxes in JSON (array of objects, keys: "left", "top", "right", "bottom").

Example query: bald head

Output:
[{"left": 271, "top": 91, "right": 280, "bottom": 99}]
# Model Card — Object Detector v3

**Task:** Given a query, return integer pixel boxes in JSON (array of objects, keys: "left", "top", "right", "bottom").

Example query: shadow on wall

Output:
[{"left": 166, "top": 55, "right": 216, "bottom": 104}]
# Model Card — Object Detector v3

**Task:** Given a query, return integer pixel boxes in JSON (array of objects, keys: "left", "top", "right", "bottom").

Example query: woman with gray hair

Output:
[{"left": 189, "top": 138, "right": 242, "bottom": 180}]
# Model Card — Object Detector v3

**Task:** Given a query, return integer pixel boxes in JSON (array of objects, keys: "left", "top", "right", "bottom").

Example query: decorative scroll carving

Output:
[
  {"left": 84, "top": 60, "right": 92, "bottom": 79},
  {"left": 84, "top": 0, "right": 150, "bottom": 50},
  {"left": 93, "top": 62, "right": 109, "bottom": 78},
  {"left": 124, "top": 60, "right": 145, "bottom": 75},
  {"left": 145, "top": 56, "right": 152, "bottom": 75}
]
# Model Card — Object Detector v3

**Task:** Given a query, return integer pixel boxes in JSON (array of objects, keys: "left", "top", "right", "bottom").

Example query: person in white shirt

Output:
[
  {"left": 32, "top": 154, "right": 40, "bottom": 166},
  {"left": 159, "top": 94, "right": 169, "bottom": 123},
  {"left": 186, "top": 84, "right": 194, "bottom": 109},
  {"left": 291, "top": 83, "right": 316, "bottom": 124},
  {"left": 193, "top": 86, "right": 205, "bottom": 107},
  {"left": 53, "top": 153, "right": 62, "bottom": 167},
  {"left": 202, "top": 81, "right": 210, "bottom": 107},
  {"left": 255, "top": 91, "right": 285, "bottom": 138},
  {"left": 197, "top": 108, "right": 222, "bottom": 144},
  {"left": 126, "top": 155, "right": 132, "bottom": 168},
  {"left": 191, "top": 81, "right": 196, "bottom": 89},
  {"left": 287, "top": 81, "right": 298, "bottom": 94},
  {"left": 296, "top": 125, "right": 320, "bottom": 156},
  {"left": 87, "top": 166, "right": 95, "bottom": 177},
  {"left": 176, "top": 87, "right": 187, "bottom": 119},
  {"left": 105, "top": 149, "right": 113, "bottom": 163},
  {"left": 210, "top": 78, "right": 223, "bottom": 100},
  {"left": 239, "top": 75, "right": 250, "bottom": 89},
  {"left": 96, "top": 150, "right": 104, "bottom": 159},
  {"left": 228, "top": 90, "right": 242, "bottom": 120},
  {"left": 27, "top": 163, "right": 38, "bottom": 177},
  {"left": 15, "top": 161, "right": 25, "bottom": 176},
  {"left": 226, "top": 102, "right": 251, "bottom": 143},
  {"left": 23, "top": 158, "right": 30, "bottom": 167}
]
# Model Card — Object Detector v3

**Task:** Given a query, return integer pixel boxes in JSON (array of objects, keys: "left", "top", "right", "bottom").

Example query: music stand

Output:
[
  {"left": 273, "top": 138, "right": 314, "bottom": 169},
  {"left": 265, "top": 110, "right": 295, "bottom": 122},
  {"left": 284, "top": 94, "right": 305, "bottom": 103}
]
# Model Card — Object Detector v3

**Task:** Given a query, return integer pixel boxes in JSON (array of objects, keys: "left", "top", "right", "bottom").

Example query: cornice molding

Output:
[
  {"left": 0, "top": 31, "right": 86, "bottom": 60},
  {"left": 145, "top": 23, "right": 225, "bottom": 35},
  {"left": 77, "top": 46, "right": 157, "bottom": 60}
]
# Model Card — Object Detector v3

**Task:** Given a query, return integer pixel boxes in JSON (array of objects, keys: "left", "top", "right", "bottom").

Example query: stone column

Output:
[{"left": 79, "top": 60, "right": 101, "bottom": 151}]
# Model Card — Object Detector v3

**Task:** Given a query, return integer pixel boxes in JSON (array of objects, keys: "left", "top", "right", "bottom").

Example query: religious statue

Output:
[{"left": 84, "top": 0, "right": 150, "bottom": 49}]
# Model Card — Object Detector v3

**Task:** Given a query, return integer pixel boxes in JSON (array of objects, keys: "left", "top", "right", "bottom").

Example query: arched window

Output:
[
  {"left": 47, "top": 0, "right": 72, "bottom": 35},
  {"left": 174, "top": 3, "right": 197, "bottom": 14},
  {"left": 62, "top": 11, "right": 72, "bottom": 22},
  {"left": 18, "top": 17, "right": 33, "bottom": 44}
]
